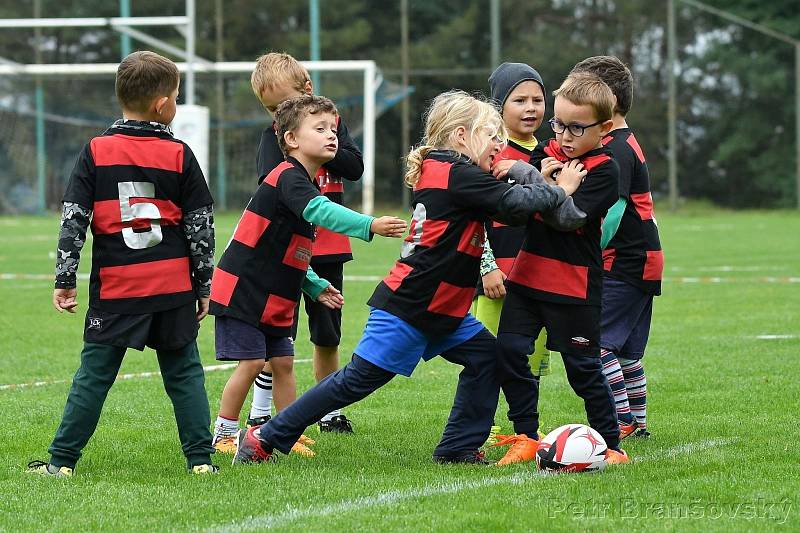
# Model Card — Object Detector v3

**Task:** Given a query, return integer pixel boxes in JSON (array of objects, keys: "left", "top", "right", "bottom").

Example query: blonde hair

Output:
[
  {"left": 251, "top": 52, "right": 311, "bottom": 106},
  {"left": 405, "top": 90, "right": 505, "bottom": 187},
  {"left": 552, "top": 72, "right": 615, "bottom": 123}
]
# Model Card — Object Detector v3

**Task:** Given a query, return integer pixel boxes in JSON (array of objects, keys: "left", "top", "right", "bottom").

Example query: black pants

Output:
[
  {"left": 258, "top": 329, "right": 500, "bottom": 458},
  {"left": 48, "top": 341, "right": 214, "bottom": 469},
  {"left": 497, "top": 334, "right": 620, "bottom": 449}
]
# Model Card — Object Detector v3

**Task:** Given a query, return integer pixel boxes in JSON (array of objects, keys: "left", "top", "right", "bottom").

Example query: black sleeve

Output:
[
  {"left": 572, "top": 159, "right": 620, "bottom": 221},
  {"left": 449, "top": 162, "right": 511, "bottom": 213},
  {"left": 279, "top": 169, "right": 323, "bottom": 219},
  {"left": 181, "top": 143, "right": 214, "bottom": 212},
  {"left": 611, "top": 137, "right": 635, "bottom": 199},
  {"left": 256, "top": 126, "right": 286, "bottom": 182},
  {"left": 528, "top": 141, "right": 549, "bottom": 170},
  {"left": 62, "top": 143, "right": 96, "bottom": 209},
  {"left": 323, "top": 117, "right": 364, "bottom": 181}
]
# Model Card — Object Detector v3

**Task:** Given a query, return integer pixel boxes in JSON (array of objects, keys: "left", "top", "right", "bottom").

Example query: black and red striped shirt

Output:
[
  {"left": 62, "top": 125, "right": 213, "bottom": 314},
  {"left": 368, "top": 150, "right": 565, "bottom": 336},
  {"left": 210, "top": 157, "right": 321, "bottom": 336},
  {"left": 507, "top": 139, "right": 619, "bottom": 306},
  {"left": 601, "top": 129, "right": 663, "bottom": 295},
  {"left": 256, "top": 116, "right": 363, "bottom": 264}
]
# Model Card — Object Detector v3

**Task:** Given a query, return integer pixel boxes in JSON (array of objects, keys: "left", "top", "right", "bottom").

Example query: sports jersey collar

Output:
[
  {"left": 109, "top": 119, "right": 173, "bottom": 136},
  {"left": 285, "top": 155, "right": 314, "bottom": 181},
  {"left": 427, "top": 149, "right": 473, "bottom": 165}
]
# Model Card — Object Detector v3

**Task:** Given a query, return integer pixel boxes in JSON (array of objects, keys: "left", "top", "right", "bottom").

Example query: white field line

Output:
[
  {"left": 752, "top": 334, "right": 798, "bottom": 340},
  {"left": 3, "top": 273, "right": 799, "bottom": 284},
  {"left": 0, "top": 359, "right": 311, "bottom": 392},
  {"left": 206, "top": 439, "right": 733, "bottom": 532}
]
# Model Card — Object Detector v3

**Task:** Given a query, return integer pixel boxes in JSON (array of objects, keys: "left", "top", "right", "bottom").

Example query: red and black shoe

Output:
[{"left": 231, "top": 427, "right": 276, "bottom": 465}]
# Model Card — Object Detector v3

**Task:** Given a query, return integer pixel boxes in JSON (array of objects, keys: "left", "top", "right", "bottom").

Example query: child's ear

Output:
[
  {"left": 453, "top": 125, "right": 467, "bottom": 145},
  {"left": 284, "top": 130, "right": 299, "bottom": 150},
  {"left": 304, "top": 80, "right": 313, "bottom": 95},
  {"left": 599, "top": 119, "right": 614, "bottom": 136},
  {"left": 154, "top": 96, "right": 169, "bottom": 116}
]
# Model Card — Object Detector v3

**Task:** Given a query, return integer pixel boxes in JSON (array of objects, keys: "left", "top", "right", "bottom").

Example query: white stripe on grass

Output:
[
  {"left": 0, "top": 359, "right": 311, "bottom": 391},
  {"left": 206, "top": 439, "right": 732, "bottom": 532}
]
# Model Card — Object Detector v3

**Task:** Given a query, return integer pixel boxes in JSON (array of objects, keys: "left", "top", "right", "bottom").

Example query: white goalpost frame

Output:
[{"left": 0, "top": 59, "right": 379, "bottom": 215}]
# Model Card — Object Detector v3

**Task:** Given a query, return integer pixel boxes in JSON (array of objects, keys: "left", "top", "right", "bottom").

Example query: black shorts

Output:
[
  {"left": 84, "top": 302, "right": 199, "bottom": 351},
  {"left": 292, "top": 261, "right": 344, "bottom": 347},
  {"left": 497, "top": 290, "right": 601, "bottom": 357},
  {"left": 215, "top": 315, "right": 295, "bottom": 361}
]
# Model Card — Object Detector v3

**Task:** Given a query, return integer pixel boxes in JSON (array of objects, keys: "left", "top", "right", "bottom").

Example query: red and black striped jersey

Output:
[
  {"left": 62, "top": 125, "right": 213, "bottom": 314},
  {"left": 368, "top": 151, "right": 521, "bottom": 336},
  {"left": 601, "top": 129, "right": 663, "bottom": 295},
  {"left": 210, "top": 157, "right": 321, "bottom": 337},
  {"left": 256, "top": 116, "right": 363, "bottom": 265},
  {"left": 483, "top": 140, "right": 532, "bottom": 278},
  {"left": 507, "top": 139, "right": 619, "bottom": 306}
]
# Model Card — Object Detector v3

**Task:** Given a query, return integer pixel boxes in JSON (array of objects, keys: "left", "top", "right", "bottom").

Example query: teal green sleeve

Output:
[
  {"left": 302, "top": 195, "right": 374, "bottom": 242},
  {"left": 600, "top": 197, "right": 627, "bottom": 249},
  {"left": 302, "top": 265, "right": 330, "bottom": 300}
]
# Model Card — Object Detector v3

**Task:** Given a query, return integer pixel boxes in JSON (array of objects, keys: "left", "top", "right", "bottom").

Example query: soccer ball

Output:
[{"left": 535, "top": 424, "right": 607, "bottom": 473}]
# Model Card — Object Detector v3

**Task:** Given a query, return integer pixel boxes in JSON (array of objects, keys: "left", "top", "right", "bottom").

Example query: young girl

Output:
[{"left": 233, "top": 90, "right": 582, "bottom": 465}]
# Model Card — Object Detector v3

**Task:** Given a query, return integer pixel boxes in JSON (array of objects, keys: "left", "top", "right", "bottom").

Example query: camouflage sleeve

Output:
[
  {"left": 182, "top": 204, "right": 215, "bottom": 298},
  {"left": 479, "top": 239, "right": 499, "bottom": 276},
  {"left": 54, "top": 202, "right": 91, "bottom": 289}
]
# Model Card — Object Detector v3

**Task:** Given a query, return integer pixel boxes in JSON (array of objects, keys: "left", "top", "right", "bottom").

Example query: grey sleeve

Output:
[
  {"left": 506, "top": 160, "right": 546, "bottom": 185},
  {"left": 182, "top": 204, "right": 215, "bottom": 298},
  {"left": 541, "top": 197, "right": 588, "bottom": 231},
  {"left": 494, "top": 183, "right": 567, "bottom": 227},
  {"left": 54, "top": 202, "right": 91, "bottom": 289}
]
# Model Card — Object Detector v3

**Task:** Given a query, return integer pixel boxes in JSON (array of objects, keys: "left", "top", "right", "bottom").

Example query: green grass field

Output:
[{"left": 1, "top": 207, "right": 798, "bottom": 531}]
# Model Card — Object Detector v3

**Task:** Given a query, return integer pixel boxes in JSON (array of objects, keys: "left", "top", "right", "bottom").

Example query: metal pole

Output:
[
  {"left": 362, "top": 62, "right": 376, "bottom": 215},
  {"left": 310, "top": 0, "right": 321, "bottom": 90},
  {"left": 667, "top": 0, "right": 679, "bottom": 211},
  {"left": 185, "top": 0, "right": 195, "bottom": 105},
  {"left": 34, "top": 0, "right": 46, "bottom": 212},
  {"left": 796, "top": 44, "right": 800, "bottom": 209},
  {"left": 400, "top": 0, "right": 410, "bottom": 208},
  {"left": 215, "top": 0, "right": 226, "bottom": 209},
  {"left": 490, "top": 0, "right": 500, "bottom": 67},
  {"left": 120, "top": 0, "right": 131, "bottom": 57}
]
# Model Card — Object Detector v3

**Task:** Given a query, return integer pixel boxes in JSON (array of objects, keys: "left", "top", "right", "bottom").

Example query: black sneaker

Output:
[
  {"left": 246, "top": 414, "right": 271, "bottom": 428},
  {"left": 433, "top": 450, "right": 491, "bottom": 465},
  {"left": 318, "top": 414, "right": 354, "bottom": 433},
  {"left": 231, "top": 427, "right": 276, "bottom": 465},
  {"left": 633, "top": 428, "right": 651, "bottom": 439}
]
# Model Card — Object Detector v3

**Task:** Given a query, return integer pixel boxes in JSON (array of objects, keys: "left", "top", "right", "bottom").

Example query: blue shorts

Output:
[
  {"left": 354, "top": 309, "right": 488, "bottom": 377},
  {"left": 600, "top": 276, "right": 653, "bottom": 360},
  {"left": 215, "top": 315, "right": 295, "bottom": 361}
]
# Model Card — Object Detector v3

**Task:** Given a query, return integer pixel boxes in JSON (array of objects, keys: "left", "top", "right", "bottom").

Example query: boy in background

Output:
[
  {"left": 28, "top": 51, "right": 217, "bottom": 476},
  {"left": 246, "top": 52, "right": 364, "bottom": 434},
  {"left": 495, "top": 73, "right": 629, "bottom": 465},
  {"left": 571, "top": 56, "right": 663, "bottom": 439}
]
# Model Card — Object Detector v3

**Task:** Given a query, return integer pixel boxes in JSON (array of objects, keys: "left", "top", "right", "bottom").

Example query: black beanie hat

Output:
[{"left": 489, "top": 62, "right": 546, "bottom": 109}]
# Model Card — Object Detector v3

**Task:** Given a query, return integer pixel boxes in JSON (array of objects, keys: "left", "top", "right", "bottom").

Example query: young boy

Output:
[
  {"left": 27, "top": 51, "right": 217, "bottom": 476},
  {"left": 494, "top": 72, "right": 629, "bottom": 465},
  {"left": 571, "top": 56, "right": 664, "bottom": 439},
  {"left": 209, "top": 95, "right": 404, "bottom": 455},
  {"left": 246, "top": 52, "right": 364, "bottom": 433}
]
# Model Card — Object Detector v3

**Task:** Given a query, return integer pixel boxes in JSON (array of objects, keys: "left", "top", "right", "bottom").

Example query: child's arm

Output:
[
  {"left": 302, "top": 266, "right": 344, "bottom": 309},
  {"left": 53, "top": 202, "right": 91, "bottom": 313},
  {"left": 181, "top": 204, "right": 215, "bottom": 320},
  {"left": 302, "top": 195, "right": 406, "bottom": 240},
  {"left": 480, "top": 240, "right": 507, "bottom": 299},
  {"left": 600, "top": 197, "right": 626, "bottom": 248},
  {"left": 322, "top": 118, "right": 364, "bottom": 180}
]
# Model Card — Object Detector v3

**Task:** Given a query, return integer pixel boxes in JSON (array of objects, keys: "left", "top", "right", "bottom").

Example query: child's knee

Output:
[
  {"left": 237, "top": 358, "right": 266, "bottom": 377},
  {"left": 268, "top": 356, "right": 294, "bottom": 376}
]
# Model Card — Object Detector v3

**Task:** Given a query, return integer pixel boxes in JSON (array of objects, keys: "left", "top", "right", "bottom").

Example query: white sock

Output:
[
  {"left": 320, "top": 409, "right": 341, "bottom": 422},
  {"left": 249, "top": 372, "right": 273, "bottom": 419},
  {"left": 214, "top": 415, "right": 239, "bottom": 440}
]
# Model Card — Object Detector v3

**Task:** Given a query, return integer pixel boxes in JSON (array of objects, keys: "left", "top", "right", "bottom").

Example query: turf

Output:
[{"left": 0, "top": 207, "right": 798, "bottom": 531}]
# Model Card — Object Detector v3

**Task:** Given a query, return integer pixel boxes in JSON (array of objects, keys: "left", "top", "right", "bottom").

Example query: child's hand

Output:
[
  {"left": 371, "top": 216, "right": 407, "bottom": 238},
  {"left": 555, "top": 159, "right": 587, "bottom": 195},
  {"left": 482, "top": 269, "right": 507, "bottom": 299},
  {"left": 317, "top": 285, "right": 345, "bottom": 309},
  {"left": 540, "top": 157, "right": 564, "bottom": 182},
  {"left": 53, "top": 288, "right": 78, "bottom": 313},
  {"left": 491, "top": 159, "right": 516, "bottom": 180},
  {"left": 196, "top": 297, "right": 210, "bottom": 321}
]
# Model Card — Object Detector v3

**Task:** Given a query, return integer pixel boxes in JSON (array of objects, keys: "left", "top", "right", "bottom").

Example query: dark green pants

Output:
[{"left": 48, "top": 341, "right": 214, "bottom": 469}]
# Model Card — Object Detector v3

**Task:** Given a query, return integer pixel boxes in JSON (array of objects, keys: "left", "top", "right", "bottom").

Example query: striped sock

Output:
[
  {"left": 213, "top": 415, "right": 239, "bottom": 440},
  {"left": 249, "top": 372, "right": 273, "bottom": 419},
  {"left": 601, "top": 349, "right": 634, "bottom": 424},
  {"left": 620, "top": 358, "right": 647, "bottom": 429}
]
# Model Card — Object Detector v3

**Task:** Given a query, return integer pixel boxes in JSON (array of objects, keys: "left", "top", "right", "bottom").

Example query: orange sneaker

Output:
[
  {"left": 291, "top": 440, "right": 316, "bottom": 458},
  {"left": 605, "top": 448, "right": 630, "bottom": 465},
  {"left": 213, "top": 435, "right": 238, "bottom": 454},
  {"left": 619, "top": 421, "right": 638, "bottom": 440},
  {"left": 298, "top": 434, "right": 316, "bottom": 446},
  {"left": 492, "top": 434, "right": 539, "bottom": 466}
]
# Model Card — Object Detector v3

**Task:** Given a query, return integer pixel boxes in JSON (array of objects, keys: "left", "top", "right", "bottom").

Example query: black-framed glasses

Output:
[{"left": 548, "top": 118, "right": 603, "bottom": 137}]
